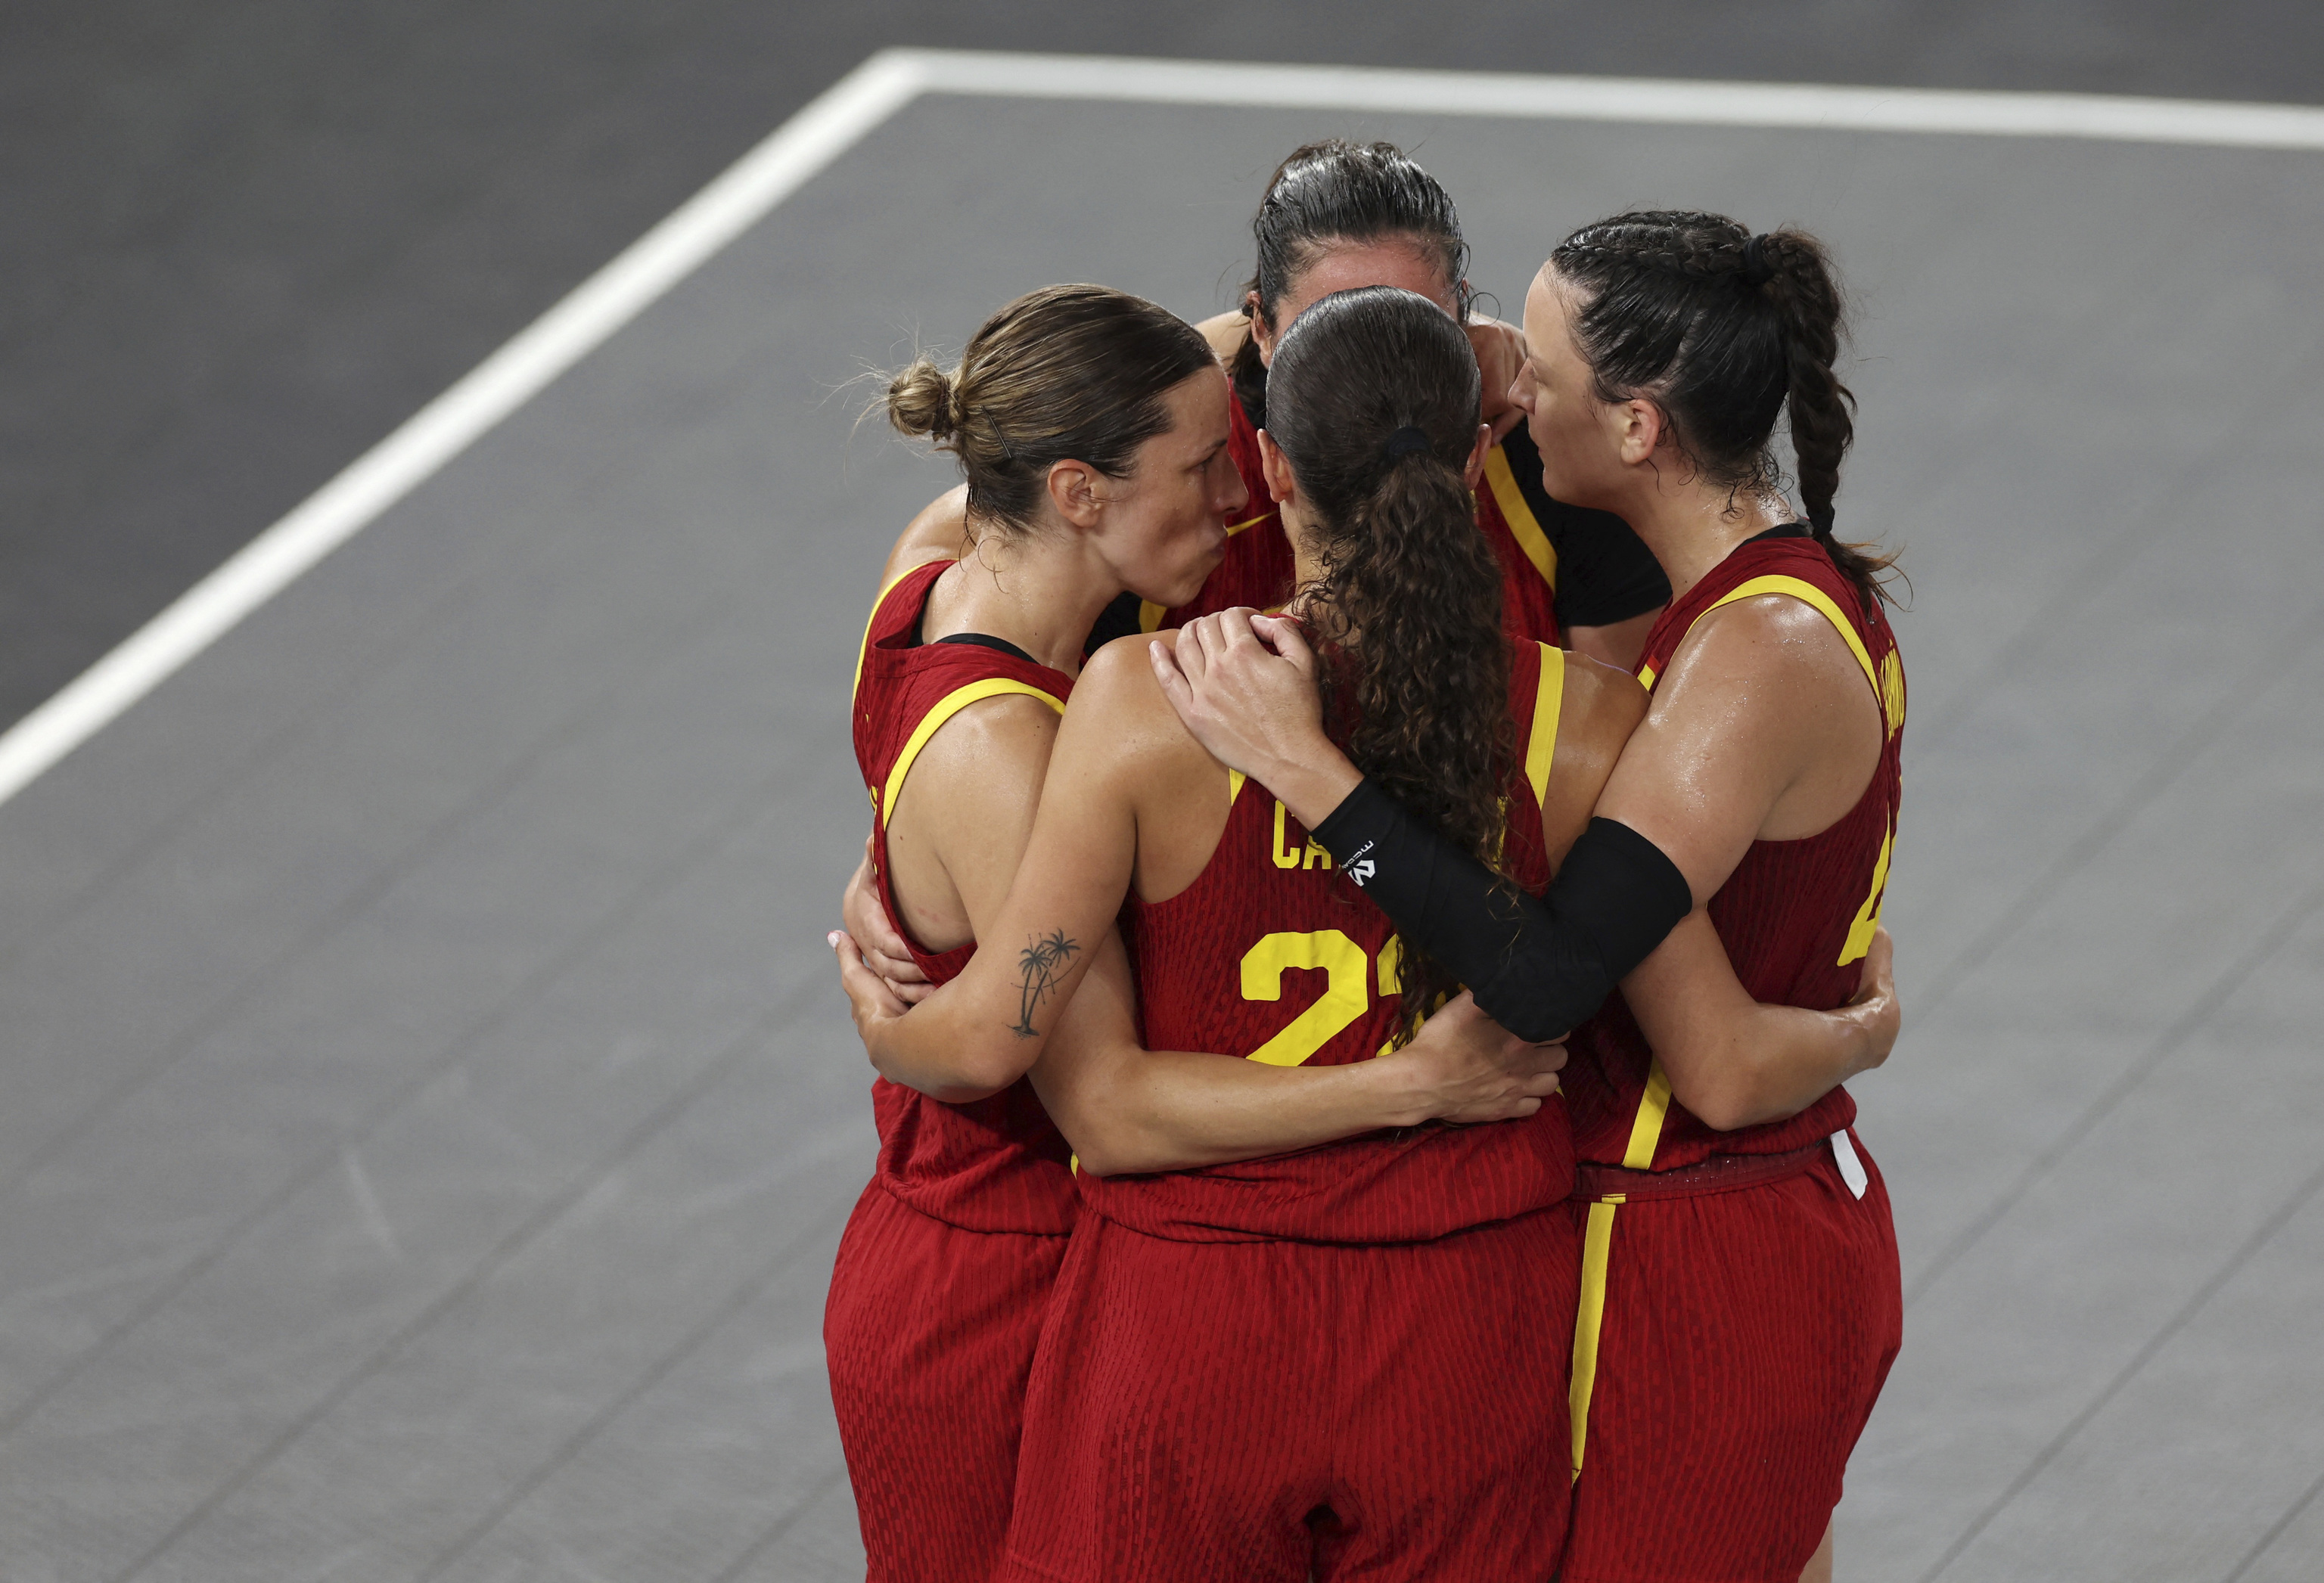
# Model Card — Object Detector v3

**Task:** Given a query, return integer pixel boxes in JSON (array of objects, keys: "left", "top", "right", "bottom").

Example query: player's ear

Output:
[
  {"left": 1255, "top": 429, "right": 1296, "bottom": 507},
  {"left": 1046, "top": 458, "right": 1105, "bottom": 528},
  {"left": 1246, "top": 292, "right": 1280, "bottom": 368},
  {"left": 1614, "top": 397, "right": 1663, "bottom": 468},
  {"left": 1463, "top": 423, "right": 1492, "bottom": 489}
]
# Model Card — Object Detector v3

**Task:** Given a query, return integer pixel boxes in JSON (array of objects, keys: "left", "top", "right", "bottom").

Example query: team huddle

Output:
[{"left": 825, "top": 141, "right": 1907, "bottom": 1583}]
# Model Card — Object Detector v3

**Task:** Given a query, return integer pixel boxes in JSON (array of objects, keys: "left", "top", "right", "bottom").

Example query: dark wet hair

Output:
[
  {"left": 1550, "top": 210, "right": 1898, "bottom": 607},
  {"left": 1267, "top": 285, "right": 1508, "bottom": 1035},
  {"left": 1229, "top": 141, "right": 1471, "bottom": 427},
  {"left": 886, "top": 283, "right": 1215, "bottom": 535}
]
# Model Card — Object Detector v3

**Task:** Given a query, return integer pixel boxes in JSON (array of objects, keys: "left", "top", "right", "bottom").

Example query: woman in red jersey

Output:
[
  {"left": 837, "top": 286, "right": 1896, "bottom": 1583},
  {"left": 1154, "top": 214, "right": 1906, "bottom": 1583},
  {"left": 832, "top": 283, "right": 1589, "bottom": 1583}
]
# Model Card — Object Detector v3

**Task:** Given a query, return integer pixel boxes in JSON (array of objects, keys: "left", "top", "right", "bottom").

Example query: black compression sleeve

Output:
[{"left": 1314, "top": 780, "right": 1693, "bottom": 1042}]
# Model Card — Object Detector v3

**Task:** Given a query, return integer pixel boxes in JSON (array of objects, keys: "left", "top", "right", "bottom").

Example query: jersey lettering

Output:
[{"left": 1270, "top": 799, "right": 1333, "bottom": 871}]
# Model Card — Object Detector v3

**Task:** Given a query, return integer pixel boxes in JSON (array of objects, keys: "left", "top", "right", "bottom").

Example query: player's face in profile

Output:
[
  {"left": 1092, "top": 367, "right": 1244, "bottom": 608},
  {"left": 1515, "top": 267, "right": 1620, "bottom": 511},
  {"left": 1253, "top": 239, "right": 1459, "bottom": 366}
]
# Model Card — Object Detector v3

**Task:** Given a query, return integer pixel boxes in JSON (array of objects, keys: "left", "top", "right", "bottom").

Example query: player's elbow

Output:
[{"left": 1045, "top": 1111, "right": 1146, "bottom": 1178}]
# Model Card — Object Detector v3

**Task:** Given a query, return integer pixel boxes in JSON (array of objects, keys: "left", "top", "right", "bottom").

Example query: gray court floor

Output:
[{"left": 1, "top": 79, "right": 2319, "bottom": 1583}]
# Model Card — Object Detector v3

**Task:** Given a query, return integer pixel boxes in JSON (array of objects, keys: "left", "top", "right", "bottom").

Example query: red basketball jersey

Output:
[
  {"left": 1084, "top": 640, "right": 1577, "bottom": 1243},
  {"left": 1564, "top": 533, "right": 1906, "bottom": 1171},
  {"left": 1145, "top": 396, "right": 1564, "bottom": 646},
  {"left": 852, "top": 559, "right": 1079, "bottom": 1234}
]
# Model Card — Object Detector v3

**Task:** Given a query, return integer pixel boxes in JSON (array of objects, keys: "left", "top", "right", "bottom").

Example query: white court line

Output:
[{"left": 7, "top": 47, "right": 2322, "bottom": 811}]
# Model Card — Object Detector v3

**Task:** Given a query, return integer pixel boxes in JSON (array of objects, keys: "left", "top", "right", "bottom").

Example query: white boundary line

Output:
[
  {"left": 914, "top": 49, "right": 2324, "bottom": 149},
  {"left": 7, "top": 46, "right": 2321, "bottom": 810}
]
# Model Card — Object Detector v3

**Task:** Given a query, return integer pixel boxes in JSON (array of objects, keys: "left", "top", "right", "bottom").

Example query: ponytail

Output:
[
  {"left": 1266, "top": 286, "right": 1512, "bottom": 1037},
  {"left": 1758, "top": 231, "right": 1900, "bottom": 608},
  {"left": 1552, "top": 212, "right": 1900, "bottom": 609},
  {"left": 878, "top": 284, "right": 1216, "bottom": 538}
]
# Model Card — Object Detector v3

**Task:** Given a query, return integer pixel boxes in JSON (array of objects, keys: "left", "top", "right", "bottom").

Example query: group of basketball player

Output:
[{"left": 823, "top": 139, "right": 1909, "bottom": 1583}]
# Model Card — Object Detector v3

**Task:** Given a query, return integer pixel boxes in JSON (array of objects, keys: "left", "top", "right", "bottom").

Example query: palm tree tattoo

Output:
[{"left": 1011, "top": 929, "right": 1080, "bottom": 1038}]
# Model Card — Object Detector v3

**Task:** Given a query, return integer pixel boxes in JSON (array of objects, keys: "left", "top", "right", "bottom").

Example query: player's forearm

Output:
[
  {"left": 1656, "top": 1001, "right": 1880, "bottom": 1132},
  {"left": 1048, "top": 1051, "right": 1433, "bottom": 1178},
  {"left": 862, "top": 1001, "right": 1024, "bottom": 1105}
]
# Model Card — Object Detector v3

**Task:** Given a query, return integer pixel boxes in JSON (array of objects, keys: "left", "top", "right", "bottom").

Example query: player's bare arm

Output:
[
  {"left": 844, "top": 638, "right": 1191, "bottom": 1094},
  {"left": 1030, "top": 933, "right": 1564, "bottom": 1178}
]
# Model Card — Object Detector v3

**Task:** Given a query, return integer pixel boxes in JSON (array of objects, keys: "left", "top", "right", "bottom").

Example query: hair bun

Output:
[{"left": 885, "top": 357, "right": 958, "bottom": 442}]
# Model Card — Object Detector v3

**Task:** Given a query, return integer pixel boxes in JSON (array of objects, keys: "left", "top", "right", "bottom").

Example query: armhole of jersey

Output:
[
  {"left": 1525, "top": 642, "right": 1564, "bottom": 811},
  {"left": 881, "top": 678, "right": 1065, "bottom": 826},
  {"left": 1483, "top": 444, "right": 1558, "bottom": 594},
  {"left": 1638, "top": 574, "right": 1884, "bottom": 730},
  {"left": 853, "top": 559, "right": 943, "bottom": 703}
]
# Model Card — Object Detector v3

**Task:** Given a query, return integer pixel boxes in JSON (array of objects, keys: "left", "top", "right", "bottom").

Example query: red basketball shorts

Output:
[
  {"left": 999, "top": 1206, "right": 1580, "bottom": 1583},
  {"left": 1563, "top": 1131, "right": 1904, "bottom": 1582},
  {"left": 825, "top": 1180, "right": 1072, "bottom": 1583}
]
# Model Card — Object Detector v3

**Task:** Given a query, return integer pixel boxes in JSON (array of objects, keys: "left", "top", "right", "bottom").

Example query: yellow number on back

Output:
[{"left": 1240, "top": 930, "right": 1370, "bottom": 1066}]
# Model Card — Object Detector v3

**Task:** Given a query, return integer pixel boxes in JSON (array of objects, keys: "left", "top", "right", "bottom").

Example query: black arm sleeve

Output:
[
  {"left": 1499, "top": 427, "right": 1670, "bottom": 629},
  {"left": 1314, "top": 779, "right": 1693, "bottom": 1042}
]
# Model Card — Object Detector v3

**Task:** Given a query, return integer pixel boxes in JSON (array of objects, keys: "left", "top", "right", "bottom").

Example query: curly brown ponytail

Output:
[
  {"left": 1551, "top": 211, "right": 1900, "bottom": 608},
  {"left": 1265, "top": 285, "right": 1511, "bottom": 1035}
]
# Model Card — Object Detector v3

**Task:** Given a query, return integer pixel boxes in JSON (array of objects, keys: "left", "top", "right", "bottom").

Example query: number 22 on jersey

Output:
[{"left": 1240, "top": 931, "right": 1405, "bottom": 1066}]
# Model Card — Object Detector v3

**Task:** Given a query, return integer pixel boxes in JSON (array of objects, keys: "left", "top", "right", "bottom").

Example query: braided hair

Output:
[
  {"left": 1266, "top": 286, "right": 1511, "bottom": 1037},
  {"left": 1551, "top": 210, "right": 1898, "bottom": 607}
]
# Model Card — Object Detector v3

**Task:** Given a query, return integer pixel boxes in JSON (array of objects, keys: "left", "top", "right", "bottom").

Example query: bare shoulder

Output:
[
  {"left": 1072, "top": 634, "right": 1217, "bottom": 767},
  {"left": 900, "top": 689, "right": 1061, "bottom": 802},
  {"left": 1560, "top": 649, "right": 1649, "bottom": 746},
  {"left": 1195, "top": 310, "right": 1250, "bottom": 365},
  {"left": 881, "top": 484, "right": 971, "bottom": 586},
  {"left": 1669, "top": 591, "right": 1862, "bottom": 695}
]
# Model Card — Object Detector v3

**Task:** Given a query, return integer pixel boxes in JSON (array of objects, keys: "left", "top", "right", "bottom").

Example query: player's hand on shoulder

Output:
[
  {"left": 1378, "top": 990, "right": 1567, "bottom": 1126},
  {"left": 1147, "top": 608, "right": 1326, "bottom": 775}
]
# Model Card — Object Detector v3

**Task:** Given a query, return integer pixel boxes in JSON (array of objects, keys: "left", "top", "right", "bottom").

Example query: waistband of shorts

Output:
[{"left": 1571, "top": 1138, "right": 1830, "bottom": 1203}]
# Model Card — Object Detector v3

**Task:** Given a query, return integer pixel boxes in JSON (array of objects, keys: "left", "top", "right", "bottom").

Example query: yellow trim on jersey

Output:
[
  {"left": 1637, "top": 575, "right": 1882, "bottom": 725},
  {"left": 1228, "top": 769, "right": 1247, "bottom": 807},
  {"left": 1483, "top": 445, "right": 1558, "bottom": 594},
  {"left": 1570, "top": 1200, "right": 1619, "bottom": 1479},
  {"left": 879, "top": 678, "right": 1065, "bottom": 824},
  {"left": 1840, "top": 823, "right": 1894, "bottom": 965},
  {"left": 853, "top": 560, "right": 940, "bottom": 703},
  {"left": 1139, "top": 601, "right": 1167, "bottom": 633},
  {"left": 1527, "top": 643, "right": 1565, "bottom": 812},
  {"left": 1569, "top": 1057, "right": 1674, "bottom": 1477},
  {"left": 1622, "top": 1060, "right": 1673, "bottom": 1170}
]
